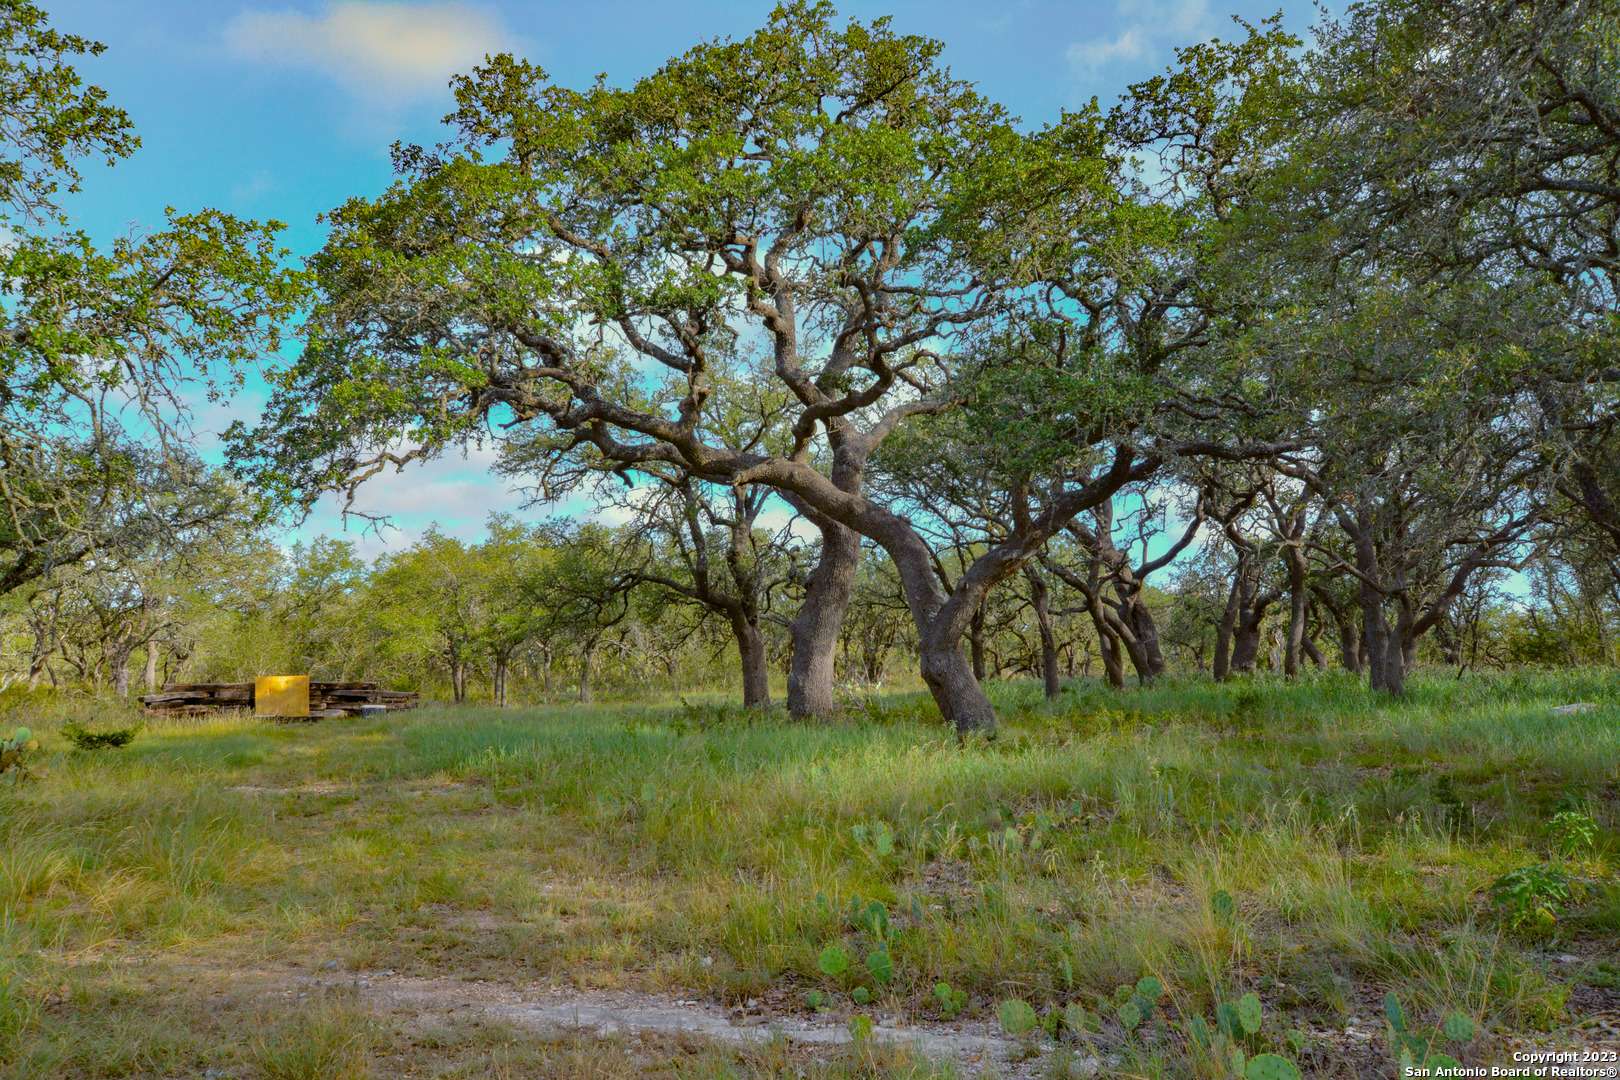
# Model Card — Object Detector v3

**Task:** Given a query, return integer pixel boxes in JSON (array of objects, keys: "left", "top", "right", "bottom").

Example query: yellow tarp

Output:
[{"left": 255, "top": 675, "right": 309, "bottom": 717}]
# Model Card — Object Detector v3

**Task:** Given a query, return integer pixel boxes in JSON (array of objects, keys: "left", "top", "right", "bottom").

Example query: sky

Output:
[{"left": 46, "top": 0, "right": 1327, "bottom": 560}]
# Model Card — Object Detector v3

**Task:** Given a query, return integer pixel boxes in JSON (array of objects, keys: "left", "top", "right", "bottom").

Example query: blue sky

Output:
[{"left": 47, "top": 0, "right": 1325, "bottom": 559}]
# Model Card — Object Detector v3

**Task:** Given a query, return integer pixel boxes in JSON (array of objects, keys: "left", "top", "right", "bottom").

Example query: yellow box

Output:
[{"left": 255, "top": 675, "right": 309, "bottom": 718}]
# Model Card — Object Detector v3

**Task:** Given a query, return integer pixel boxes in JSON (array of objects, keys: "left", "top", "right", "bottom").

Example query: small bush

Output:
[
  {"left": 1490, "top": 864, "right": 1574, "bottom": 931},
  {"left": 1548, "top": 808, "right": 1598, "bottom": 857},
  {"left": 61, "top": 722, "right": 140, "bottom": 750},
  {"left": 997, "top": 998, "right": 1039, "bottom": 1036}
]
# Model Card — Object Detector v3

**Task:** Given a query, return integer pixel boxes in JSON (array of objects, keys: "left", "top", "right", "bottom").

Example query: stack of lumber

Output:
[
  {"left": 139, "top": 681, "right": 419, "bottom": 717},
  {"left": 310, "top": 682, "right": 419, "bottom": 714}
]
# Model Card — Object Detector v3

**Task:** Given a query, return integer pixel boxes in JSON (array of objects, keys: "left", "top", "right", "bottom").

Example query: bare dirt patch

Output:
[
  {"left": 351, "top": 972, "right": 1077, "bottom": 1077},
  {"left": 160, "top": 955, "right": 1085, "bottom": 1077}
]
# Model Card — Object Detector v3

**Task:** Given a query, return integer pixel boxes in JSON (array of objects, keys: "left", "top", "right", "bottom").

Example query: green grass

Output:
[{"left": 1, "top": 670, "right": 1616, "bottom": 1077}]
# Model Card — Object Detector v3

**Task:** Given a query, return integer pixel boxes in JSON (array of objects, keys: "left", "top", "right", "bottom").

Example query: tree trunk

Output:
[
  {"left": 918, "top": 634, "right": 997, "bottom": 734},
  {"left": 1214, "top": 578, "right": 1239, "bottom": 681},
  {"left": 1284, "top": 576, "right": 1307, "bottom": 678},
  {"left": 1127, "top": 601, "right": 1167, "bottom": 680},
  {"left": 1229, "top": 618, "right": 1263, "bottom": 675},
  {"left": 880, "top": 527, "right": 997, "bottom": 734},
  {"left": 1361, "top": 585, "right": 1399, "bottom": 694},
  {"left": 969, "top": 605, "right": 987, "bottom": 682},
  {"left": 493, "top": 656, "right": 509, "bottom": 707},
  {"left": 732, "top": 614, "right": 771, "bottom": 709},
  {"left": 1099, "top": 629, "right": 1125, "bottom": 689},
  {"left": 450, "top": 658, "right": 467, "bottom": 703},
  {"left": 27, "top": 649, "right": 49, "bottom": 690},
  {"left": 577, "top": 644, "right": 594, "bottom": 704},
  {"left": 1115, "top": 608, "right": 1158, "bottom": 685},
  {"left": 1024, "top": 567, "right": 1061, "bottom": 699},
  {"left": 1337, "top": 619, "right": 1361, "bottom": 672},
  {"left": 787, "top": 520, "right": 858, "bottom": 720}
]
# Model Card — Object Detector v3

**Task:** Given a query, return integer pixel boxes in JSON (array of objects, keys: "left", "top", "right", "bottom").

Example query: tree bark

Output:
[
  {"left": 1359, "top": 577, "right": 1401, "bottom": 694},
  {"left": 1229, "top": 616, "right": 1264, "bottom": 675},
  {"left": 577, "top": 644, "right": 594, "bottom": 703},
  {"left": 918, "top": 634, "right": 997, "bottom": 733},
  {"left": 1024, "top": 566, "right": 1061, "bottom": 699},
  {"left": 1283, "top": 566, "right": 1308, "bottom": 678},
  {"left": 143, "top": 643, "right": 159, "bottom": 693},
  {"left": 1123, "top": 601, "right": 1167, "bottom": 681},
  {"left": 1213, "top": 577, "right": 1239, "bottom": 681},
  {"left": 732, "top": 613, "right": 771, "bottom": 708},
  {"left": 450, "top": 657, "right": 468, "bottom": 703},
  {"left": 787, "top": 520, "right": 858, "bottom": 720},
  {"left": 968, "top": 605, "right": 987, "bottom": 682},
  {"left": 493, "top": 655, "right": 509, "bottom": 707}
]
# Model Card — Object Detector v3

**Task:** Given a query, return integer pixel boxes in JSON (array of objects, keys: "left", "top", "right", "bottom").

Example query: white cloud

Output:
[
  {"left": 230, "top": 170, "right": 276, "bottom": 205},
  {"left": 224, "top": 2, "right": 517, "bottom": 104},
  {"left": 1067, "top": 0, "right": 1217, "bottom": 77}
]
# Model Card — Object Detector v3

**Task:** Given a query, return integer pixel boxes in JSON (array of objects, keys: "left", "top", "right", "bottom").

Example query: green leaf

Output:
[
  {"left": 1187, "top": 1015, "right": 1212, "bottom": 1047},
  {"left": 1237, "top": 992, "right": 1263, "bottom": 1035},
  {"left": 998, "top": 998, "right": 1039, "bottom": 1036},
  {"left": 817, "top": 944, "right": 849, "bottom": 977},
  {"left": 1245, "top": 1053, "right": 1303, "bottom": 1080},
  {"left": 1117, "top": 999, "right": 1142, "bottom": 1031},
  {"left": 1135, "top": 975, "right": 1164, "bottom": 1002},
  {"left": 848, "top": 1014, "right": 874, "bottom": 1043},
  {"left": 1216, "top": 1001, "right": 1241, "bottom": 1038},
  {"left": 851, "top": 986, "right": 872, "bottom": 1005},
  {"left": 1211, "top": 889, "right": 1236, "bottom": 923},
  {"left": 1063, "top": 1002, "right": 1094, "bottom": 1035},
  {"left": 1426, "top": 1054, "right": 1462, "bottom": 1070},
  {"left": 1442, "top": 1012, "right": 1476, "bottom": 1043}
]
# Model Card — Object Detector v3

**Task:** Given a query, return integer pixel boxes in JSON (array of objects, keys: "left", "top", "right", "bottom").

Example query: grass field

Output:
[{"left": 2, "top": 672, "right": 1617, "bottom": 1077}]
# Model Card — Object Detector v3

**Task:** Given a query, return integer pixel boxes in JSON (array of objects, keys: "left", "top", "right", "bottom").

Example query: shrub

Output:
[
  {"left": 933, "top": 981, "right": 966, "bottom": 1018},
  {"left": 61, "top": 722, "right": 140, "bottom": 750},
  {"left": 1549, "top": 809, "right": 1598, "bottom": 857},
  {"left": 1491, "top": 864, "right": 1574, "bottom": 931},
  {"left": 997, "top": 998, "right": 1039, "bottom": 1036}
]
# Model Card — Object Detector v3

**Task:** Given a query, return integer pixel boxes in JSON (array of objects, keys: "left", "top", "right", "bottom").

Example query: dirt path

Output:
[{"left": 322, "top": 969, "right": 1094, "bottom": 1077}]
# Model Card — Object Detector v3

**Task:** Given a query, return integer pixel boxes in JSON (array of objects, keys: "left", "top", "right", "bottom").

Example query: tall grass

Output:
[{"left": 0, "top": 669, "right": 1614, "bottom": 1075}]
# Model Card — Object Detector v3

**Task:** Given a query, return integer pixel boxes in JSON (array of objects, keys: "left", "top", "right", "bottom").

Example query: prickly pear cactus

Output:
[{"left": 1, "top": 726, "right": 43, "bottom": 781}]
